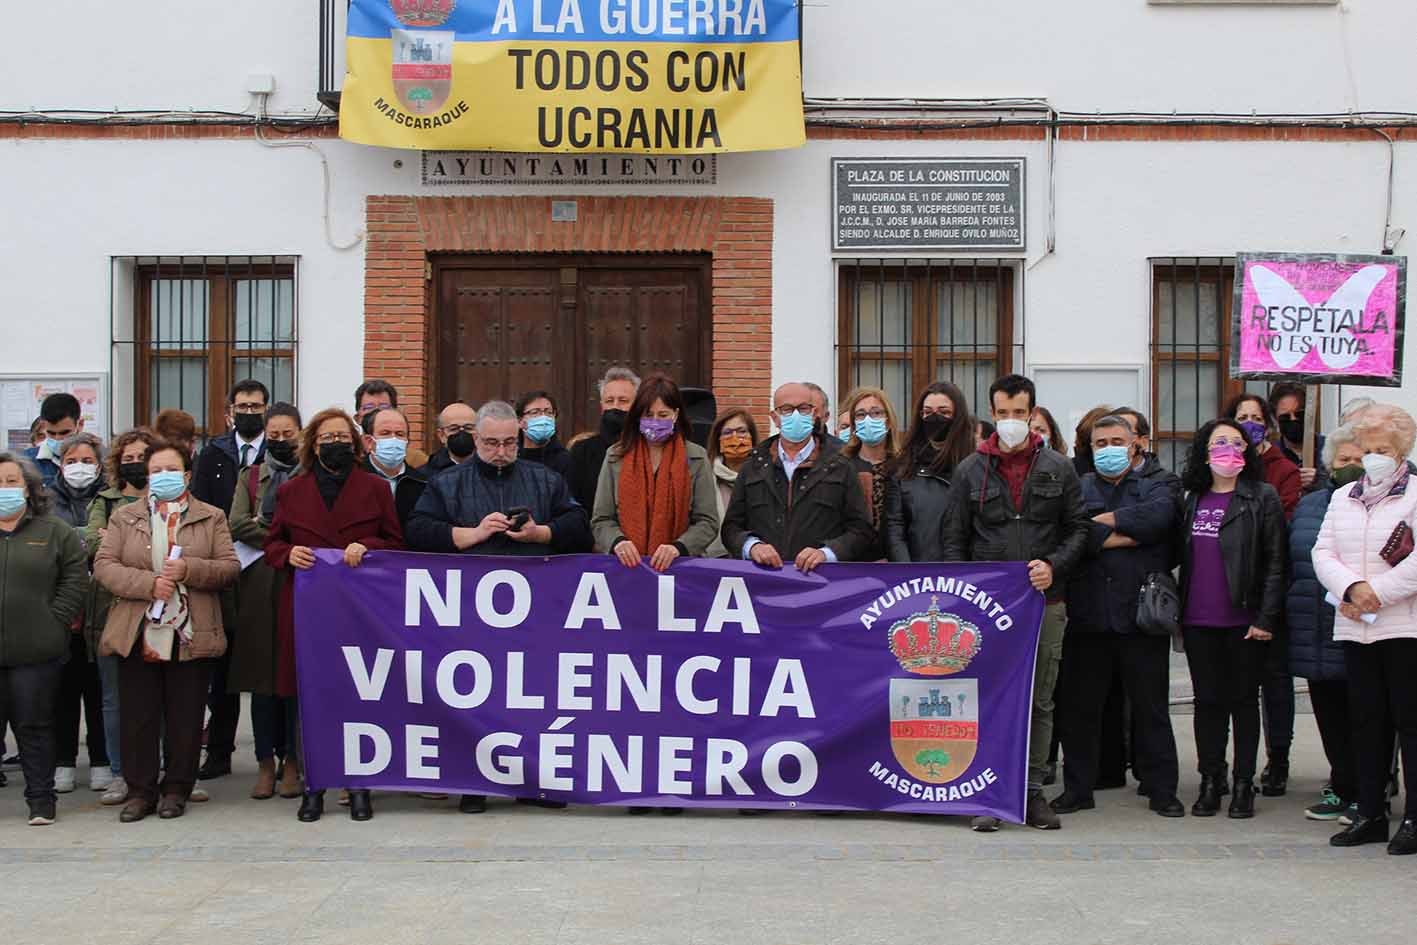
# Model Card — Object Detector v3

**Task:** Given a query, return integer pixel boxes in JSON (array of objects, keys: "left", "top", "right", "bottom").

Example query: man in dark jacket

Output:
[
  {"left": 941, "top": 374, "right": 1089, "bottom": 832},
  {"left": 567, "top": 366, "right": 639, "bottom": 511},
  {"left": 515, "top": 390, "right": 573, "bottom": 480},
  {"left": 24, "top": 393, "right": 84, "bottom": 489},
  {"left": 1050, "top": 415, "right": 1183, "bottom": 819},
  {"left": 405, "top": 400, "right": 590, "bottom": 815},
  {"left": 360, "top": 407, "right": 428, "bottom": 534},
  {"left": 424, "top": 401, "right": 479, "bottom": 478},
  {"left": 406, "top": 400, "right": 591, "bottom": 558},
  {"left": 721, "top": 383, "right": 876, "bottom": 568},
  {"left": 190, "top": 378, "right": 268, "bottom": 780}
]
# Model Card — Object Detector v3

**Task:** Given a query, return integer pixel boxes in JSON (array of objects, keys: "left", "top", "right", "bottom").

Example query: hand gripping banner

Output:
[
  {"left": 295, "top": 552, "right": 1044, "bottom": 822},
  {"left": 339, "top": 0, "right": 806, "bottom": 153}
]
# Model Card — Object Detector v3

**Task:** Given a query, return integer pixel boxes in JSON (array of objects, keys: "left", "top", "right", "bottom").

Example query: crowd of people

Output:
[{"left": 0, "top": 370, "right": 1412, "bottom": 857}]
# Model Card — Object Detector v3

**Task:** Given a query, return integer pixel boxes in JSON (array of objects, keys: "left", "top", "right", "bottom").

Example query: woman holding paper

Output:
[
  {"left": 1176, "top": 418, "right": 1286, "bottom": 821},
  {"left": 94, "top": 439, "right": 240, "bottom": 823},
  {"left": 1312, "top": 404, "right": 1417, "bottom": 856},
  {"left": 263, "top": 407, "right": 403, "bottom": 824}
]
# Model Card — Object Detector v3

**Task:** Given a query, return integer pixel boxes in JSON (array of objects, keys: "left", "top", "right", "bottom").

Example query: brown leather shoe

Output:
[
  {"left": 251, "top": 759, "right": 277, "bottom": 800},
  {"left": 277, "top": 757, "right": 303, "bottom": 799},
  {"left": 119, "top": 798, "right": 156, "bottom": 823},
  {"left": 157, "top": 795, "right": 187, "bottom": 819}
]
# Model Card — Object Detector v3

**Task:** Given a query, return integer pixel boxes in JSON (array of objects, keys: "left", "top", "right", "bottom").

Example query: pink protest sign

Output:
[{"left": 1232, "top": 252, "right": 1406, "bottom": 387}]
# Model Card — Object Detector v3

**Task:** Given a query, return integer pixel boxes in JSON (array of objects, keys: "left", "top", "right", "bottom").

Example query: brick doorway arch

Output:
[{"left": 363, "top": 195, "right": 772, "bottom": 444}]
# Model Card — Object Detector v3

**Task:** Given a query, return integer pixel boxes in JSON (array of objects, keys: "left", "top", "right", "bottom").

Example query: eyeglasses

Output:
[
  {"left": 232, "top": 403, "right": 267, "bottom": 414},
  {"left": 853, "top": 408, "right": 886, "bottom": 421},
  {"left": 773, "top": 403, "right": 815, "bottom": 418},
  {"left": 720, "top": 428, "right": 751, "bottom": 439},
  {"left": 479, "top": 437, "right": 519, "bottom": 451},
  {"left": 920, "top": 407, "right": 952, "bottom": 418},
  {"left": 315, "top": 433, "right": 353, "bottom": 444},
  {"left": 521, "top": 407, "right": 556, "bottom": 418},
  {"left": 441, "top": 423, "right": 477, "bottom": 435}
]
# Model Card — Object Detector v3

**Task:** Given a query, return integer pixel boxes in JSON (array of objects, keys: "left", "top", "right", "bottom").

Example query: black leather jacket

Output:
[
  {"left": 1178, "top": 478, "right": 1288, "bottom": 631},
  {"left": 884, "top": 467, "right": 952, "bottom": 562},
  {"left": 940, "top": 442, "right": 1089, "bottom": 600}
]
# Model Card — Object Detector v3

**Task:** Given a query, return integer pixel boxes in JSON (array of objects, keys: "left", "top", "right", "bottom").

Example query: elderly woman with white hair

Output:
[{"left": 1313, "top": 404, "right": 1417, "bottom": 855}]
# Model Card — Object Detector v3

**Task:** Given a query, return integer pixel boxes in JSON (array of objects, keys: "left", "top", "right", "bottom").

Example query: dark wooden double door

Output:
[{"left": 435, "top": 255, "right": 711, "bottom": 438}]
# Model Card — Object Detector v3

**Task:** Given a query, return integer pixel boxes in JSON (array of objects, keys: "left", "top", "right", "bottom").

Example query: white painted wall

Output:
[{"left": 4, "top": 1, "right": 1413, "bottom": 115}]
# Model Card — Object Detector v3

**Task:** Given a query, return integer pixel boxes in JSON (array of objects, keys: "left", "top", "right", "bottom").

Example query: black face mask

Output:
[
  {"left": 600, "top": 409, "right": 628, "bottom": 441},
  {"left": 233, "top": 412, "right": 266, "bottom": 440},
  {"left": 1278, "top": 414, "right": 1304, "bottom": 444},
  {"left": 923, "top": 414, "right": 953, "bottom": 441},
  {"left": 318, "top": 442, "right": 355, "bottom": 473},
  {"left": 119, "top": 462, "right": 148, "bottom": 489},
  {"left": 265, "top": 440, "right": 297, "bottom": 465},
  {"left": 447, "top": 431, "right": 475, "bottom": 458}
]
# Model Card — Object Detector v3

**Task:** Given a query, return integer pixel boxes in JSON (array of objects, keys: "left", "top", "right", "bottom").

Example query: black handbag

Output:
[{"left": 1136, "top": 572, "right": 1181, "bottom": 638}]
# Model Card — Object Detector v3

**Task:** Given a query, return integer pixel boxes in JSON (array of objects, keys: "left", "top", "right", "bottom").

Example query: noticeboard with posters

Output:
[
  {"left": 0, "top": 375, "right": 108, "bottom": 451},
  {"left": 1230, "top": 252, "right": 1406, "bottom": 387}
]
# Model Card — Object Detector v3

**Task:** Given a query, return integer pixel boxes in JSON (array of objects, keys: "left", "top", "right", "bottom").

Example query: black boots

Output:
[
  {"left": 459, "top": 794, "right": 487, "bottom": 814},
  {"left": 1260, "top": 754, "right": 1289, "bottom": 797},
  {"left": 1331, "top": 814, "right": 1389, "bottom": 847},
  {"left": 1192, "top": 776, "right": 1225, "bottom": 817},
  {"left": 348, "top": 789, "right": 374, "bottom": 821},
  {"left": 1388, "top": 818, "right": 1417, "bottom": 855},
  {"left": 297, "top": 790, "right": 325, "bottom": 823},
  {"left": 1227, "top": 778, "right": 1256, "bottom": 819}
]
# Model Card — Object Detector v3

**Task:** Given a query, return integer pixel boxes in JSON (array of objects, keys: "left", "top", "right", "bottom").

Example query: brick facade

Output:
[{"left": 363, "top": 195, "right": 773, "bottom": 443}]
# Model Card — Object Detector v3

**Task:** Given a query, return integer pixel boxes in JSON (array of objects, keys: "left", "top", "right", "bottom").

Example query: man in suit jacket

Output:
[{"left": 360, "top": 406, "right": 428, "bottom": 534}]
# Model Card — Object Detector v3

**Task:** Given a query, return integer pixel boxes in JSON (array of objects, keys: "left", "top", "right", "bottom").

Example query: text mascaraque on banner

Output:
[
  {"left": 1231, "top": 251, "right": 1407, "bottom": 388},
  {"left": 339, "top": 0, "right": 806, "bottom": 153},
  {"left": 294, "top": 553, "right": 1045, "bottom": 821}
]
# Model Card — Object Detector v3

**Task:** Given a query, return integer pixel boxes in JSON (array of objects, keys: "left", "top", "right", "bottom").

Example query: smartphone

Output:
[{"left": 506, "top": 506, "right": 532, "bottom": 531}]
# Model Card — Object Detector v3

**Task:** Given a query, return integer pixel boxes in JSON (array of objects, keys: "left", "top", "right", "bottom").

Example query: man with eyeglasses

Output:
[
  {"left": 721, "top": 382, "right": 875, "bottom": 572},
  {"left": 190, "top": 378, "right": 270, "bottom": 782},
  {"left": 425, "top": 402, "right": 480, "bottom": 476}
]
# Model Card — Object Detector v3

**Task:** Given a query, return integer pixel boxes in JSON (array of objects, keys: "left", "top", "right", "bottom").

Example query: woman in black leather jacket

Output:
[
  {"left": 1177, "top": 418, "right": 1287, "bottom": 820},
  {"left": 885, "top": 382, "right": 975, "bottom": 562}
]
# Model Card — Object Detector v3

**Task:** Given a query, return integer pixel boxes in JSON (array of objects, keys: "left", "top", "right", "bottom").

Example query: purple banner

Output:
[{"left": 294, "top": 551, "right": 1044, "bottom": 822}]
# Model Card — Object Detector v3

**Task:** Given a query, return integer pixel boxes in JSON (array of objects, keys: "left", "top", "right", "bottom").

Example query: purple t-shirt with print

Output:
[{"left": 1183, "top": 491, "right": 1255, "bottom": 628}]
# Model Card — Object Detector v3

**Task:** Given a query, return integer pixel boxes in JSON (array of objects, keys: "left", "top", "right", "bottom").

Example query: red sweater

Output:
[{"left": 1260, "top": 446, "right": 1302, "bottom": 521}]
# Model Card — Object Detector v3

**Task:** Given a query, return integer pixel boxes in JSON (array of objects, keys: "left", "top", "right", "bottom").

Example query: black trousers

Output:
[
  {"left": 205, "top": 624, "right": 240, "bottom": 758},
  {"left": 1307, "top": 678, "right": 1360, "bottom": 803},
  {"left": 1345, "top": 639, "right": 1417, "bottom": 820},
  {"left": 0, "top": 659, "right": 63, "bottom": 803},
  {"left": 1183, "top": 626, "right": 1269, "bottom": 781},
  {"left": 1260, "top": 641, "right": 1295, "bottom": 757},
  {"left": 1060, "top": 632, "right": 1179, "bottom": 799},
  {"left": 54, "top": 633, "right": 107, "bottom": 768},
  {"left": 119, "top": 647, "right": 213, "bottom": 804}
]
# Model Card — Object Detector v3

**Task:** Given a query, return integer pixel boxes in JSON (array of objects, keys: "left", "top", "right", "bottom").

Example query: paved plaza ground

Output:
[{"left": 2, "top": 685, "right": 1412, "bottom": 945}]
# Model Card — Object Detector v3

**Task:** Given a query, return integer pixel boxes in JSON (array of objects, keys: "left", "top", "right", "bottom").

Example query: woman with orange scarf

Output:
[{"left": 590, "top": 374, "right": 720, "bottom": 813}]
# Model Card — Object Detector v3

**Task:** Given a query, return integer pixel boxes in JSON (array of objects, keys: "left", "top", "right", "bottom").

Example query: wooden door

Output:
[{"left": 434, "top": 256, "right": 709, "bottom": 438}]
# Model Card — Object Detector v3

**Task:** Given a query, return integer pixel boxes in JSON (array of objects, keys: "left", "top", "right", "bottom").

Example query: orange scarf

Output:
[{"left": 618, "top": 435, "right": 690, "bottom": 552}]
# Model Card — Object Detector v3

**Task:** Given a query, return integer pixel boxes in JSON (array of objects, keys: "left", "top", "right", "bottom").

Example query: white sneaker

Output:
[
  {"left": 90, "top": 765, "right": 115, "bottom": 791},
  {"left": 100, "top": 777, "right": 129, "bottom": 805},
  {"left": 189, "top": 783, "right": 210, "bottom": 802},
  {"left": 53, "top": 767, "right": 76, "bottom": 793}
]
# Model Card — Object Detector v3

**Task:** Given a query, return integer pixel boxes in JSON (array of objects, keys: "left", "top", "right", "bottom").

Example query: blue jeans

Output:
[
  {"left": 96, "top": 654, "right": 122, "bottom": 777},
  {"left": 250, "top": 694, "right": 299, "bottom": 762},
  {"left": 0, "top": 659, "right": 64, "bottom": 804}
]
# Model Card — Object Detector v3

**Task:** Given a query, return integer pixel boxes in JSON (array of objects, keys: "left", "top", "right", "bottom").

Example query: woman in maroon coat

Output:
[{"left": 264, "top": 407, "right": 403, "bottom": 824}]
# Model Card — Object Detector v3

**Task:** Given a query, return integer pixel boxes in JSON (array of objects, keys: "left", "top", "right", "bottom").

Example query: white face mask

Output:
[
  {"left": 62, "top": 463, "right": 98, "bottom": 489},
  {"left": 1361, "top": 452, "right": 1399, "bottom": 483},
  {"left": 996, "top": 418, "right": 1031, "bottom": 450}
]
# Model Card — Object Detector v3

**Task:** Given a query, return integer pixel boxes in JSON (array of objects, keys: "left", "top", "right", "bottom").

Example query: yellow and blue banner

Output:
[{"left": 339, "top": 0, "right": 805, "bottom": 153}]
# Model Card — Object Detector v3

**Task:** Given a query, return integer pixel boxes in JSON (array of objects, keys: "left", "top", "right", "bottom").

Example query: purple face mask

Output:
[
  {"left": 1238, "top": 420, "right": 1267, "bottom": 446},
  {"left": 640, "top": 417, "right": 676, "bottom": 444}
]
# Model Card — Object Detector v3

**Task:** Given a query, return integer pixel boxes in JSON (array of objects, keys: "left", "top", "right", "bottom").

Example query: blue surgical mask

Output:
[
  {"left": 373, "top": 436, "right": 408, "bottom": 468},
  {"left": 0, "top": 487, "right": 25, "bottom": 518},
  {"left": 149, "top": 471, "right": 187, "bottom": 502},
  {"left": 524, "top": 416, "right": 556, "bottom": 444},
  {"left": 778, "top": 411, "right": 815, "bottom": 444},
  {"left": 1093, "top": 445, "right": 1132, "bottom": 478},
  {"left": 854, "top": 416, "right": 888, "bottom": 445}
]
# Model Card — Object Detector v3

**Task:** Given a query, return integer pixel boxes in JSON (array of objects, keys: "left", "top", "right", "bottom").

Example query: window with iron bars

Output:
[
  {"left": 836, "top": 259, "right": 1020, "bottom": 423},
  {"left": 1151, "top": 257, "right": 1283, "bottom": 471},
  {"left": 111, "top": 257, "right": 298, "bottom": 442}
]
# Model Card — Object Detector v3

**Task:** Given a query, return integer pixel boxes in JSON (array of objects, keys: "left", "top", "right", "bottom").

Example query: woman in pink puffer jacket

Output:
[{"left": 1312, "top": 403, "right": 1417, "bottom": 856}]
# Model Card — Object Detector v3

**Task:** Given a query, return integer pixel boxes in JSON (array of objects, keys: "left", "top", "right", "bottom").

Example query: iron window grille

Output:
[
  {"left": 836, "top": 258, "right": 1022, "bottom": 423},
  {"left": 318, "top": 0, "right": 350, "bottom": 111},
  {"left": 110, "top": 256, "right": 299, "bottom": 443}
]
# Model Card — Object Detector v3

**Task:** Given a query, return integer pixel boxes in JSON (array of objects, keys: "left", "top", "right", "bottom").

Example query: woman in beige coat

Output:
[{"left": 94, "top": 439, "right": 240, "bottom": 823}]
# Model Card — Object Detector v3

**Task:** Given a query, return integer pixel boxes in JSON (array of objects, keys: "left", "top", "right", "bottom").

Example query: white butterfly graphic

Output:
[{"left": 1248, "top": 264, "right": 1389, "bottom": 370}]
